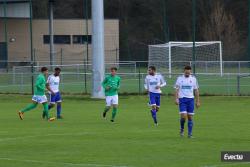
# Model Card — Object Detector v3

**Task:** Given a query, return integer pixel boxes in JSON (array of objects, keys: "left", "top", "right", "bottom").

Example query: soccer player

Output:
[
  {"left": 144, "top": 66, "right": 166, "bottom": 126},
  {"left": 18, "top": 67, "right": 55, "bottom": 121},
  {"left": 102, "top": 67, "right": 121, "bottom": 122},
  {"left": 174, "top": 65, "right": 200, "bottom": 138},
  {"left": 46, "top": 67, "right": 63, "bottom": 119}
]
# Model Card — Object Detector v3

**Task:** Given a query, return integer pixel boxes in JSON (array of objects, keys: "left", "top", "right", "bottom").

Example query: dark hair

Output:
[
  {"left": 110, "top": 67, "right": 118, "bottom": 71},
  {"left": 55, "top": 67, "right": 61, "bottom": 71},
  {"left": 41, "top": 67, "right": 48, "bottom": 72},
  {"left": 184, "top": 65, "right": 192, "bottom": 70},
  {"left": 148, "top": 66, "right": 156, "bottom": 71}
]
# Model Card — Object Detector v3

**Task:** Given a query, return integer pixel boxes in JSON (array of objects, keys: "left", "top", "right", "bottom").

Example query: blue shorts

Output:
[
  {"left": 179, "top": 98, "right": 195, "bottom": 115},
  {"left": 49, "top": 92, "right": 62, "bottom": 104},
  {"left": 149, "top": 92, "right": 161, "bottom": 107}
]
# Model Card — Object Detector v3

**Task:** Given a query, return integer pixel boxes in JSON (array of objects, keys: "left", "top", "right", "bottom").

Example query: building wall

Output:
[{"left": 0, "top": 19, "right": 119, "bottom": 65}]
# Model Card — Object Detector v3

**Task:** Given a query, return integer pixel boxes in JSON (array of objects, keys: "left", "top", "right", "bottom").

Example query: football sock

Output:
[
  {"left": 112, "top": 108, "right": 117, "bottom": 120},
  {"left": 21, "top": 103, "right": 38, "bottom": 113},
  {"left": 180, "top": 118, "right": 186, "bottom": 131},
  {"left": 42, "top": 103, "right": 49, "bottom": 119},
  {"left": 104, "top": 107, "right": 110, "bottom": 113},
  {"left": 48, "top": 104, "right": 53, "bottom": 110},
  {"left": 57, "top": 103, "right": 61, "bottom": 117},
  {"left": 151, "top": 109, "right": 157, "bottom": 124},
  {"left": 188, "top": 119, "right": 193, "bottom": 135}
]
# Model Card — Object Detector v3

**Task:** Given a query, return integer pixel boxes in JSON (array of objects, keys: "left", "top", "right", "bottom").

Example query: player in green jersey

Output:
[
  {"left": 18, "top": 67, "right": 55, "bottom": 122},
  {"left": 102, "top": 67, "right": 121, "bottom": 122}
]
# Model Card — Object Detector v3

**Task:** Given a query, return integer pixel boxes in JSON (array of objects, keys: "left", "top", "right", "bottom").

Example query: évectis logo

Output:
[{"left": 221, "top": 151, "right": 250, "bottom": 162}]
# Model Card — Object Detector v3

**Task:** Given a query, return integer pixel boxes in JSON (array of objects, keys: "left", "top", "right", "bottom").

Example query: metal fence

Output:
[{"left": 0, "top": 61, "right": 250, "bottom": 95}]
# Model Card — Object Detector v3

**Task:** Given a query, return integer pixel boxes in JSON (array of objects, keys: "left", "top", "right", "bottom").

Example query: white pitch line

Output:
[
  {"left": 0, "top": 132, "right": 94, "bottom": 142},
  {"left": 0, "top": 157, "right": 130, "bottom": 167},
  {"left": 203, "top": 162, "right": 250, "bottom": 167}
]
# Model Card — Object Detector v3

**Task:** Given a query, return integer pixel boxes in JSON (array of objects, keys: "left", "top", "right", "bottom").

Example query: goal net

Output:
[{"left": 148, "top": 41, "right": 223, "bottom": 75}]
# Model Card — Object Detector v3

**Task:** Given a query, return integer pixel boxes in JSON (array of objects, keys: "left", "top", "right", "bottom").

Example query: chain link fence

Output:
[{"left": 0, "top": 61, "right": 250, "bottom": 95}]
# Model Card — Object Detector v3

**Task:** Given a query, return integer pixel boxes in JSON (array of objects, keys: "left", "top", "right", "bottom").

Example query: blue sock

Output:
[
  {"left": 188, "top": 120, "right": 193, "bottom": 135},
  {"left": 151, "top": 109, "right": 157, "bottom": 124},
  {"left": 180, "top": 118, "right": 185, "bottom": 131},
  {"left": 57, "top": 104, "right": 61, "bottom": 117},
  {"left": 48, "top": 104, "right": 52, "bottom": 110}
]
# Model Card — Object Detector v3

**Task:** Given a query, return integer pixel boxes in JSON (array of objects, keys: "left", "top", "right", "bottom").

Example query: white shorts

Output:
[
  {"left": 106, "top": 95, "right": 118, "bottom": 106},
  {"left": 32, "top": 95, "right": 48, "bottom": 104}
]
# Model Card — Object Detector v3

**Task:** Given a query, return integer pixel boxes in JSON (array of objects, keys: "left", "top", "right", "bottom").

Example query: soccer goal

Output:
[{"left": 148, "top": 41, "right": 223, "bottom": 76}]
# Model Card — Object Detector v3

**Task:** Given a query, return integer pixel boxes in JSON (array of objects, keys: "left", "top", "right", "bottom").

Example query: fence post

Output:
[
  {"left": 60, "top": 73, "right": 64, "bottom": 90},
  {"left": 238, "top": 61, "right": 241, "bottom": 74},
  {"left": 115, "top": 48, "right": 118, "bottom": 63},
  {"left": 84, "top": 59, "right": 87, "bottom": 94},
  {"left": 33, "top": 48, "right": 36, "bottom": 65},
  {"left": 12, "top": 66, "right": 16, "bottom": 85},
  {"left": 237, "top": 75, "right": 240, "bottom": 96},
  {"left": 138, "top": 63, "right": 141, "bottom": 94},
  {"left": 205, "top": 61, "right": 208, "bottom": 73},
  {"left": 20, "top": 73, "right": 24, "bottom": 94},
  {"left": 60, "top": 48, "right": 63, "bottom": 65},
  {"left": 77, "top": 64, "right": 80, "bottom": 81},
  {"left": 227, "top": 73, "right": 230, "bottom": 95}
]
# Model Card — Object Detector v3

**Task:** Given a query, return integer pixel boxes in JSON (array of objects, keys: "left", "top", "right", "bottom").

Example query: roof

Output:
[{"left": 0, "top": 0, "right": 29, "bottom": 3}]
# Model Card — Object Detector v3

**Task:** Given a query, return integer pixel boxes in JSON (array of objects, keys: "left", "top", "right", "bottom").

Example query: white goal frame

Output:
[{"left": 148, "top": 41, "right": 223, "bottom": 76}]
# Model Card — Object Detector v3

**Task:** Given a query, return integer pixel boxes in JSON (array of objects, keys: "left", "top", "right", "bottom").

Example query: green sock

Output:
[
  {"left": 43, "top": 103, "right": 49, "bottom": 119},
  {"left": 112, "top": 108, "right": 118, "bottom": 120},
  {"left": 21, "top": 103, "right": 38, "bottom": 113}
]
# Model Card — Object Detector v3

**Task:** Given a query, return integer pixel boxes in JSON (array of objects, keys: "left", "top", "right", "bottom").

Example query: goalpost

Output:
[{"left": 148, "top": 41, "right": 223, "bottom": 76}]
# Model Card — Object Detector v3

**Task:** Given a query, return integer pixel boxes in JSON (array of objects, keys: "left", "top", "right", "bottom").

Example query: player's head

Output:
[
  {"left": 41, "top": 67, "right": 48, "bottom": 75},
  {"left": 148, "top": 66, "right": 156, "bottom": 75},
  {"left": 54, "top": 67, "right": 61, "bottom": 76},
  {"left": 110, "top": 67, "right": 117, "bottom": 76},
  {"left": 184, "top": 65, "right": 192, "bottom": 77}
]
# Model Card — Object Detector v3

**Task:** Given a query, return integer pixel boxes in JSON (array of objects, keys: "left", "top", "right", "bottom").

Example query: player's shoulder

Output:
[
  {"left": 145, "top": 74, "right": 152, "bottom": 79},
  {"left": 190, "top": 75, "right": 197, "bottom": 80},
  {"left": 105, "top": 74, "right": 111, "bottom": 77},
  {"left": 38, "top": 74, "right": 45, "bottom": 79},
  {"left": 104, "top": 74, "right": 112, "bottom": 79},
  {"left": 47, "top": 74, "right": 55, "bottom": 80},
  {"left": 48, "top": 74, "right": 53, "bottom": 78},
  {"left": 156, "top": 73, "right": 164, "bottom": 78},
  {"left": 177, "top": 75, "right": 184, "bottom": 80},
  {"left": 115, "top": 74, "right": 121, "bottom": 78}
]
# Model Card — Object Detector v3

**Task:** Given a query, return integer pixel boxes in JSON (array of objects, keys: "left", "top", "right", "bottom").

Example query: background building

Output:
[{"left": 0, "top": 19, "right": 119, "bottom": 66}]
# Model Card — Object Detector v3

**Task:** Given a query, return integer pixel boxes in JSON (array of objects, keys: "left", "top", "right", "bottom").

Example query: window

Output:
[
  {"left": 73, "top": 35, "right": 92, "bottom": 44},
  {"left": 43, "top": 35, "right": 71, "bottom": 44}
]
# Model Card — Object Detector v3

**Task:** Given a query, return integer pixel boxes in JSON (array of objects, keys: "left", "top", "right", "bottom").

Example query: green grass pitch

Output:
[{"left": 0, "top": 95, "right": 250, "bottom": 167}]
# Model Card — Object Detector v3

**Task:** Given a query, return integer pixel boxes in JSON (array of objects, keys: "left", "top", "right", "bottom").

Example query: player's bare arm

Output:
[
  {"left": 46, "top": 83, "right": 55, "bottom": 95},
  {"left": 175, "top": 88, "right": 179, "bottom": 105},
  {"left": 195, "top": 89, "right": 200, "bottom": 108}
]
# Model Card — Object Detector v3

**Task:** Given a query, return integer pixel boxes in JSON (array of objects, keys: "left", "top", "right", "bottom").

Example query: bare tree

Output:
[{"left": 201, "top": 1, "right": 242, "bottom": 60}]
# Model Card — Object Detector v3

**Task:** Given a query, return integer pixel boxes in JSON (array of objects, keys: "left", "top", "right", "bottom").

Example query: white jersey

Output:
[
  {"left": 174, "top": 75, "right": 199, "bottom": 98},
  {"left": 47, "top": 74, "right": 60, "bottom": 93},
  {"left": 144, "top": 74, "right": 166, "bottom": 94}
]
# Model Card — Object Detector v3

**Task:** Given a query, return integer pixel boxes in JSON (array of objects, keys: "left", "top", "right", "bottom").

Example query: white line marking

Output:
[{"left": 0, "top": 157, "right": 130, "bottom": 167}]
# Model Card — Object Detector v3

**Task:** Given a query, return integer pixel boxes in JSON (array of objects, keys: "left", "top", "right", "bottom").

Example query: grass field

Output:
[{"left": 0, "top": 95, "right": 250, "bottom": 167}]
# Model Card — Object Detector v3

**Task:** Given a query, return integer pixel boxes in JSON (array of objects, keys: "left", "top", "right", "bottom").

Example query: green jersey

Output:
[
  {"left": 102, "top": 74, "right": 121, "bottom": 96},
  {"left": 34, "top": 74, "right": 46, "bottom": 96}
]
